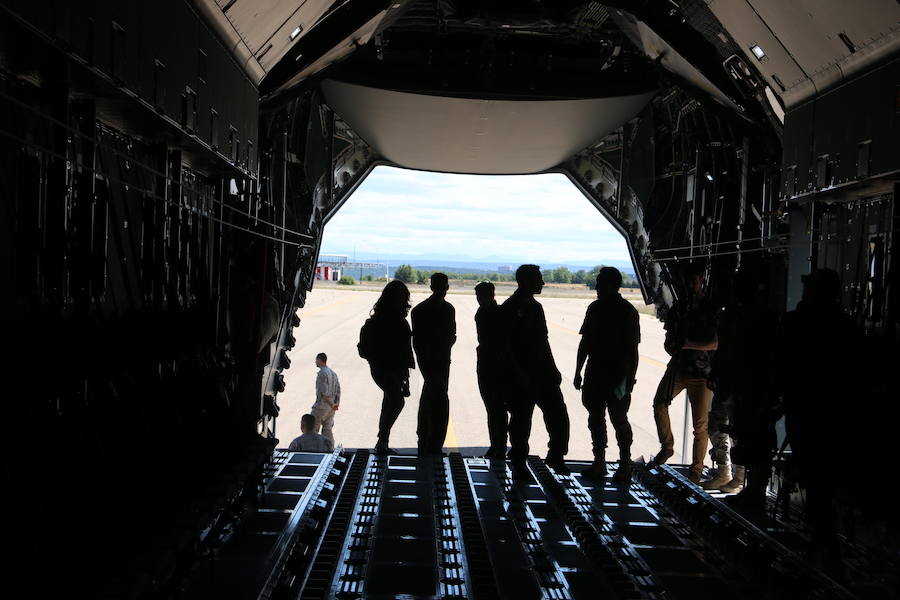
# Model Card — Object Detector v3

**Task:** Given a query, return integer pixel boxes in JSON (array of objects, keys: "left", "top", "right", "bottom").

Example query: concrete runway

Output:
[{"left": 278, "top": 287, "right": 701, "bottom": 466}]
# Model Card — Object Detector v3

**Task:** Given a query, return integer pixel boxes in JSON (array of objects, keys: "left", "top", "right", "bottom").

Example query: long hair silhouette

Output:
[{"left": 372, "top": 280, "right": 411, "bottom": 317}]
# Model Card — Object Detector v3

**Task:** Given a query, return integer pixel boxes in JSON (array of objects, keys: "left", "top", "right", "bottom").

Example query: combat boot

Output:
[
  {"left": 545, "top": 455, "right": 571, "bottom": 475},
  {"left": 701, "top": 464, "right": 732, "bottom": 490},
  {"left": 725, "top": 486, "right": 766, "bottom": 513},
  {"left": 581, "top": 459, "right": 607, "bottom": 480},
  {"left": 511, "top": 461, "right": 532, "bottom": 483},
  {"left": 719, "top": 465, "right": 746, "bottom": 493},
  {"left": 647, "top": 447, "right": 674, "bottom": 469},
  {"left": 611, "top": 459, "right": 632, "bottom": 483}
]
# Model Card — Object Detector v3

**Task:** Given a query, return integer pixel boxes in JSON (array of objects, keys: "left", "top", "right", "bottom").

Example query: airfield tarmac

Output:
[{"left": 278, "top": 284, "right": 704, "bottom": 467}]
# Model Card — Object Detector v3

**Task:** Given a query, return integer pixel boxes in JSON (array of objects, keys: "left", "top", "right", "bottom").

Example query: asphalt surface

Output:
[{"left": 278, "top": 287, "right": 702, "bottom": 465}]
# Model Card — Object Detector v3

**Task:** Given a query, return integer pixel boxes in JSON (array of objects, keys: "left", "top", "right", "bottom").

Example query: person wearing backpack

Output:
[{"left": 359, "top": 280, "right": 415, "bottom": 454}]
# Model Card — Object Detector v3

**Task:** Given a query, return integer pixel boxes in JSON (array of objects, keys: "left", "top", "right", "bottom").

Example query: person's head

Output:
[
  {"left": 430, "top": 272, "right": 450, "bottom": 299},
  {"left": 300, "top": 413, "right": 316, "bottom": 433},
  {"left": 515, "top": 264, "right": 544, "bottom": 295},
  {"left": 595, "top": 267, "right": 622, "bottom": 299},
  {"left": 801, "top": 268, "right": 842, "bottom": 307},
  {"left": 373, "top": 280, "right": 411, "bottom": 317},
  {"left": 682, "top": 262, "right": 706, "bottom": 298},
  {"left": 315, "top": 352, "right": 327, "bottom": 367},
  {"left": 474, "top": 281, "right": 495, "bottom": 307}
]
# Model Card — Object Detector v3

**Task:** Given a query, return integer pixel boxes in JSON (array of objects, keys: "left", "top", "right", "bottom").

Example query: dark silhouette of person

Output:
[
  {"left": 474, "top": 281, "right": 507, "bottom": 458},
  {"left": 650, "top": 262, "right": 720, "bottom": 483},
  {"left": 709, "top": 268, "right": 780, "bottom": 507},
  {"left": 411, "top": 273, "right": 456, "bottom": 454},
  {"left": 359, "top": 280, "right": 415, "bottom": 454},
  {"left": 574, "top": 267, "right": 639, "bottom": 482},
  {"left": 501, "top": 264, "right": 570, "bottom": 475},
  {"left": 777, "top": 268, "right": 859, "bottom": 571}
]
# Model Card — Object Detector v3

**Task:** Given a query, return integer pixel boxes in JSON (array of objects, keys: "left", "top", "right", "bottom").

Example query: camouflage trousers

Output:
[{"left": 707, "top": 392, "right": 733, "bottom": 468}]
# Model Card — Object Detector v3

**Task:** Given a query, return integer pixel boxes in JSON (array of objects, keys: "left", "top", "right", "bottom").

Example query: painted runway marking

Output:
[{"left": 444, "top": 415, "right": 459, "bottom": 450}]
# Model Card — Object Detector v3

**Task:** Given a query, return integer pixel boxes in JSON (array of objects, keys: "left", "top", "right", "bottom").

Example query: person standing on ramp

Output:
[
  {"left": 411, "top": 273, "right": 456, "bottom": 455},
  {"left": 501, "top": 264, "right": 570, "bottom": 475},
  {"left": 358, "top": 280, "right": 415, "bottom": 454},
  {"left": 474, "top": 281, "right": 507, "bottom": 459},
  {"left": 573, "top": 267, "right": 640, "bottom": 482},
  {"left": 649, "top": 262, "right": 719, "bottom": 484}
]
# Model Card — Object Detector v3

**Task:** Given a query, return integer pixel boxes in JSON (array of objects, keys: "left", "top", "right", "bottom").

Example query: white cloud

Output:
[{"left": 321, "top": 166, "right": 630, "bottom": 264}]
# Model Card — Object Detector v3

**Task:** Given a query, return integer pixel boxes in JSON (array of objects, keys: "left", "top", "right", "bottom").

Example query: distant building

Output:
[
  {"left": 316, "top": 266, "right": 341, "bottom": 281},
  {"left": 497, "top": 265, "right": 513, "bottom": 273}
]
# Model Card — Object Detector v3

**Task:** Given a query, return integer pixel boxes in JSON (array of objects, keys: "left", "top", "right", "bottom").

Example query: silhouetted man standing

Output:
[
  {"left": 777, "top": 268, "right": 858, "bottom": 569},
  {"left": 574, "top": 268, "right": 639, "bottom": 482},
  {"left": 412, "top": 273, "right": 456, "bottom": 454},
  {"left": 475, "top": 281, "right": 507, "bottom": 458},
  {"left": 501, "top": 264, "right": 570, "bottom": 475}
]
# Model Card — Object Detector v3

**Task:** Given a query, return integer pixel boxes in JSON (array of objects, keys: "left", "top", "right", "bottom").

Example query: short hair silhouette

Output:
[
  {"left": 474, "top": 281, "right": 495, "bottom": 294},
  {"left": 431, "top": 272, "right": 449, "bottom": 286},
  {"left": 802, "top": 268, "right": 841, "bottom": 305},
  {"left": 596, "top": 267, "right": 622, "bottom": 290},
  {"left": 515, "top": 264, "right": 541, "bottom": 284},
  {"left": 301, "top": 414, "right": 316, "bottom": 430},
  {"left": 316, "top": 352, "right": 327, "bottom": 363}
]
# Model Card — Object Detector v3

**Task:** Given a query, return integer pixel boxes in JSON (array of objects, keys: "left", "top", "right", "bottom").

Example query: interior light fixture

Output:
[
  {"left": 705, "top": 171, "right": 714, "bottom": 182},
  {"left": 290, "top": 25, "right": 303, "bottom": 41},
  {"left": 750, "top": 45, "right": 765, "bottom": 60}
]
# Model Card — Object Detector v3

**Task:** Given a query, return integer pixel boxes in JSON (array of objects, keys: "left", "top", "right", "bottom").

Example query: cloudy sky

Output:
[{"left": 321, "top": 166, "right": 629, "bottom": 265}]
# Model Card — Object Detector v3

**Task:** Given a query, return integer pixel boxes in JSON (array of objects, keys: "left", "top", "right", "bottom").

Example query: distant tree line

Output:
[
  {"left": 542, "top": 266, "right": 639, "bottom": 289},
  {"left": 391, "top": 264, "right": 638, "bottom": 289},
  {"left": 393, "top": 264, "right": 517, "bottom": 285}
]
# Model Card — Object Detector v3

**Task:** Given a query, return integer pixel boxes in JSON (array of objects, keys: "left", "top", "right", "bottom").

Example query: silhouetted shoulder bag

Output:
[{"left": 358, "top": 318, "right": 374, "bottom": 360}]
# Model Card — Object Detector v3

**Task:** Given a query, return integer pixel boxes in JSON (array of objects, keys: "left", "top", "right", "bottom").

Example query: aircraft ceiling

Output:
[
  {"left": 192, "top": 0, "right": 900, "bottom": 109},
  {"left": 189, "top": 0, "right": 900, "bottom": 175}
]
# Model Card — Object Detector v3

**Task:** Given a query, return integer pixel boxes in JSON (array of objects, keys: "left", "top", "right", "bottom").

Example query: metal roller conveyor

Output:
[{"left": 184, "top": 452, "right": 859, "bottom": 599}]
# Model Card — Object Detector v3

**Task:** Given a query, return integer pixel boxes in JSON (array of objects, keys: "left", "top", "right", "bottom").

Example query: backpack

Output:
[{"left": 358, "top": 317, "right": 374, "bottom": 360}]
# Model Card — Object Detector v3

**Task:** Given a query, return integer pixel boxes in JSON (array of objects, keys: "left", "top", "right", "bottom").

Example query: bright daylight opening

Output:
[{"left": 278, "top": 166, "right": 694, "bottom": 464}]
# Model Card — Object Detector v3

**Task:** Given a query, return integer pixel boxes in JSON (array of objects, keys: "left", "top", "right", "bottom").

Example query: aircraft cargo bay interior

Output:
[{"left": 1, "top": 1, "right": 898, "bottom": 598}]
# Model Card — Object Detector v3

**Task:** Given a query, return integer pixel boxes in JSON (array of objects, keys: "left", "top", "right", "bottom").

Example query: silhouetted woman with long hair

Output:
[{"left": 359, "top": 280, "right": 415, "bottom": 453}]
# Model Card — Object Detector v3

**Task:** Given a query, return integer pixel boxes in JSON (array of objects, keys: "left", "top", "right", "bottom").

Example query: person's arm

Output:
[
  {"left": 627, "top": 310, "right": 640, "bottom": 393},
  {"left": 534, "top": 303, "right": 561, "bottom": 384},
  {"left": 663, "top": 302, "right": 681, "bottom": 356},
  {"left": 404, "top": 320, "right": 415, "bottom": 369},
  {"left": 449, "top": 305, "right": 457, "bottom": 348},
  {"left": 499, "top": 304, "right": 528, "bottom": 382},
  {"left": 574, "top": 336, "right": 588, "bottom": 390},
  {"left": 410, "top": 307, "right": 421, "bottom": 358},
  {"left": 334, "top": 373, "right": 341, "bottom": 407},
  {"left": 315, "top": 370, "right": 325, "bottom": 399},
  {"left": 574, "top": 306, "right": 592, "bottom": 389}
]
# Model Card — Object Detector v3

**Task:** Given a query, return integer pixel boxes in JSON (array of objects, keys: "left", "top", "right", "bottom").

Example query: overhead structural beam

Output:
[{"left": 321, "top": 80, "right": 655, "bottom": 175}]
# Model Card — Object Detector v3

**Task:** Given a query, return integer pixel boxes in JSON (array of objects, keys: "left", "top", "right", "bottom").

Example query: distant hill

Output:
[
  {"left": 321, "top": 253, "right": 636, "bottom": 279},
  {"left": 398, "top": 261, "right": 636, "bottom": 279}
]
